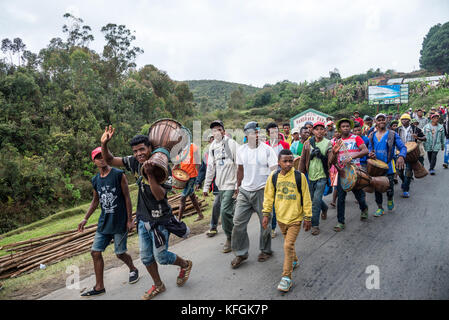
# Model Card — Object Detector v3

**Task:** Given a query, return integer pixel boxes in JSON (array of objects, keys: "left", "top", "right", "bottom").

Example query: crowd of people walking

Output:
[{"left": 78, "top": 105, "right": 449, "bottom": 298}]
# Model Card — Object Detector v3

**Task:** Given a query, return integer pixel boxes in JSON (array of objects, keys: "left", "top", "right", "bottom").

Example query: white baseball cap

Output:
[{"left": 375, "top": 113, "right": 386, "bottom": 120}]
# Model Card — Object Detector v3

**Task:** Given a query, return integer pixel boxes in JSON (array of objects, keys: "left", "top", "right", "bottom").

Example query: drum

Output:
[
  {"left": 396, "top": 141, "right": 428, "bottom": 178},
  {"left": 363, "top": 176, "right": 390, "bottom": 193},
  {"left": 147, "top": 119, "right": 191, "bottom": 184},
  {"left": 405, "top": 142, "right": 420, "bottom": 163},
  {"left": 340, "top": 164, "right": 371, "bottom": 192},
  {"left": 367, "top": 159, "right": 389, "bottom": 177},
  {"left": 172, "top": 168, "right": 190, "bottom": 189},
  {"left": 293, "top": 156, "right": 301, "bottom": 170},
  {"left": 411, "top": 161, "right": 428, "bottom": 178}
]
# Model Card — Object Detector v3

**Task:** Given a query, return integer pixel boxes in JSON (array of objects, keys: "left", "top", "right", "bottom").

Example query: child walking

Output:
[{"left": 262, "top": 149, "right": 312, "bottom": 292}]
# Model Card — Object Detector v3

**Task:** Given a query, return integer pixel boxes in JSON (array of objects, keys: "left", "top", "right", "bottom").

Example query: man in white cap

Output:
[
  {"left": 325, "top": 121, "right": 335, "bottom": 140},
  {"left": 367, "top": 114, "right": 406, "bottom": 217}
]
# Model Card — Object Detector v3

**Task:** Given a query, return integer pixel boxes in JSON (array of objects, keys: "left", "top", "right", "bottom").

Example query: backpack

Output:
[
  {"left": 271, "top": 169, "right": 303, "bottom": 207},
  {"left": 211, "top": 137, "right": 233, "bottom": 161}
]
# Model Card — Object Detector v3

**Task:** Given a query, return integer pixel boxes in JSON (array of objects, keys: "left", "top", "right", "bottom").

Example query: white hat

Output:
[
  {"left": 291, "top": 127, "right": 300, "bottom": 134},
  {"left": 375, "top": 113, "right": 386, "bottom": 120}
]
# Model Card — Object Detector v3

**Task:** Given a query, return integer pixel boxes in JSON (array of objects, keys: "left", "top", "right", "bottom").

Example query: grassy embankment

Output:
[{"left": 0, "top": 184, "right": 214, "bottom": 300}]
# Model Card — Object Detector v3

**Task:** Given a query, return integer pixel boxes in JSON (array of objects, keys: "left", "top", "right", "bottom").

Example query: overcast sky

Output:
[{"left": 1, "top": 0, "right": 448, "bottom": 87}]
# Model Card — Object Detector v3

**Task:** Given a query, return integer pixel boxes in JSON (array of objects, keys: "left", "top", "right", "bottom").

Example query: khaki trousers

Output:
[{"left": 277, "top": 221, "right": 301, "bottom": 279}]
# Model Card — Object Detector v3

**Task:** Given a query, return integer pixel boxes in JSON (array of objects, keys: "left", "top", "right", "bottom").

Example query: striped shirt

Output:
[{"left": 333, "top": 134, "right": 365, "bottom": 167}]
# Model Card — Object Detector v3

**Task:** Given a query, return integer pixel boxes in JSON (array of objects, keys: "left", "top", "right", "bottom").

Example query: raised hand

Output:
[
  {"left": 101, "top": 125, "right": 115, "bottom": 145},
  {"left": 332, "top": 139, "right": 343, "bottom": 154}
]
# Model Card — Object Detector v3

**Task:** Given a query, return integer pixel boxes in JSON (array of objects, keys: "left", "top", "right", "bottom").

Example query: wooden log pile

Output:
[{"left": 0, "top": 194, "right": 207, "bottom": 280}]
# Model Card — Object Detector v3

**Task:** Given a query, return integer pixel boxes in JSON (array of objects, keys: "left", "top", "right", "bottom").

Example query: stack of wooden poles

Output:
[{"left": 0, "top": 194, "right": 207, "bottom": 280}]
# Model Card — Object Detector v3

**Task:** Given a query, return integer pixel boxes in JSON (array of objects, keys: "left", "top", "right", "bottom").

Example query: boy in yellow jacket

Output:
[{"left": 262, "top": 149, "right": 312, "bottom": 292}]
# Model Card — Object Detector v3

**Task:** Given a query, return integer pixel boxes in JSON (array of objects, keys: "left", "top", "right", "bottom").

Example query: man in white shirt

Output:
[
  {"left": 230, "top": 121, "right": 278, "bottom": 269},
  {"left": 203, "top": 120, "right": 239, "bottom": 253}
]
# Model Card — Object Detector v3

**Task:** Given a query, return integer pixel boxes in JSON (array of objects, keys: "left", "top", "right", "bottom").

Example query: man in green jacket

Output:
[{"left": 423, "top": 113, "right": 445, "bottom": 175}]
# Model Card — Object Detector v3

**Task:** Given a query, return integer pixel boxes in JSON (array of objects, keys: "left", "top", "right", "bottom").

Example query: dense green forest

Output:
[
  {"left": 1, "top": 16, "right": 448, "bottom": 234},
  {"left": 0, "top": 14, "right": 196, "bottom": 232},
  {"left": 186, "top": 80, "right": 260, "bottom": 112}
]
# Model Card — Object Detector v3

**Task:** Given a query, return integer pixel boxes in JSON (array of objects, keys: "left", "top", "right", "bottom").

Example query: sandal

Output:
[
  {"left": 81, "top": 286, "right": 106, "bottom": 297},
  {"left": 206, "top": 229, "right": 217, "bottom": 237},
  {"left": 329, "top": 202, "right": 336, "bottom": 208},
  {"left": 311, "top": 226, "right": 320, "bottom": 235},
  {"left": 231, "top": 256, "right": 248, "bottom": 269},
  {"left": 333, "top": 223, "right": 345, "bottom": 232},
  {"left": 257, "top": 252, "right": 272, "bottom": 262},
  {"left": 194, "top": 215, "right": 204, "bottom": 222},
  {"left": 142, "top": 283, "right": 166, "bottom": 300},
  {"left": 321, "top": 209, "right": 327, "bottom": 220}
]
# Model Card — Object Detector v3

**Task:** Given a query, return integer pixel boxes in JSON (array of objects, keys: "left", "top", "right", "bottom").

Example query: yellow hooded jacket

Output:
[{"left": 262, "top": 168, "right": 312, "bottom": 224}]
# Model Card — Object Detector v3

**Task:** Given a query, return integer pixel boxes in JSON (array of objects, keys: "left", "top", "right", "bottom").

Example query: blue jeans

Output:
[
  {"left": 337, "top": 175, "right": 368, "bottom": 224},
  {"left": 444, "top": 138, "right": 449, "bottom": 165},
  {"left": 399, "top": 162, "right": 412, "bottom": 192},
  {"left": 181, "top": 177, "right": 196, "bottom": 197},
  {"left": 309, "top": 178, "right": 328, "bottom": 227},
  {"left": 272, "top": 207, "right": 277, "bottom": 231},
  {"left": 138, "top": 220, "right": 177, "bottom": 266},
  {"left": 91, "top": 231, "right": 128, "bottom": 254}
]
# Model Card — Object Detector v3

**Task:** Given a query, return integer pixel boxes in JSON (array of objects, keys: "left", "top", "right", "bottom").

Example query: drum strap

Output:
[{"left": 152, "top": 147, "right": 171, "bottom": 161}]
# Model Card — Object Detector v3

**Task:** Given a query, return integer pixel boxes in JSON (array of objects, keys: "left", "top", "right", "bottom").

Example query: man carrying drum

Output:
[
  {"left": 100, "top": 127, "right": 193, "bottom": 300},
  {"left": 328, "top": 118, "right": 369, "bottom": 230},
  {"left": 175, "top": 142, "right": 204, "bottom": 222},
  {"left": 397, "top": 114, "right": 426, "bottom": 198},
  {"left": 368, "top": 114, "right": 407, "bottom": 217}
]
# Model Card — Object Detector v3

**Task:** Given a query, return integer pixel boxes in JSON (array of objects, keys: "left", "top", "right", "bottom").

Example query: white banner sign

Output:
[{"left": 292, "top": 111, "right": 328, "bottom": 129}]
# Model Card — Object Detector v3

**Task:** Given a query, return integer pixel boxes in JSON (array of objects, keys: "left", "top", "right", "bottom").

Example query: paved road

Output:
[{"left": 42, "top": 155, "right": 449, "bottom": 300}]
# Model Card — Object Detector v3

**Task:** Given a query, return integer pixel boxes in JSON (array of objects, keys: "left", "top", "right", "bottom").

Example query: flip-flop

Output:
[
  {"left": 194, "top": 216, "right": 204, "bottom": 222},
  {"left": 206, "top": 229, "right": 217, "bottom": 237},
  {"left": 333, "top": 223, "right": 345, "bottom": 232},
  {"left": 81, "top": 287, "right": 105, "bottom": 297},
  {"left": 258, "top": 252, "right": 272, "bottom": 262},
  {"left": 231, "top": 256, "right": 247, "bottom": 269}
]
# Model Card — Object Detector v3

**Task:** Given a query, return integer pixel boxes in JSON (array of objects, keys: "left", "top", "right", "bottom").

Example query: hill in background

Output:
[{"left": 185, "top": 80, "right": 260, "bottom": 111}]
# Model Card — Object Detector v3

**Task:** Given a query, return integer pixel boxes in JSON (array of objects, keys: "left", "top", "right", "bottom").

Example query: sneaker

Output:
[
  {"left": 222, "top": 239, "right": 232, "bottom": 253},
  {"left": 206, "top": 228, "right": 218, "bottom": 237},
  {"left": 271, "top": 230, "right": 277, "bottom": 238},
  {"left": 430, "top": 169, "right": 435, "bottom": 175},
  {"left": 277, "top": 276, "right": 292, "bottom": 292},
  {"left": 387, "top": 200, "right": 394, "bottom": 211},
  {"left": 176, "top": 260, "right": 193, "bottom": 287},
  {"left": 142, "top": 283, "right": 166, "bottom": 300},
  {"left": 129, "top": 269, "right": 139, "bottom": 284},
  {"left": 81, "top": 286, "right": 105, "bottom": 297},
  {"left": 360, "top": 208, "right": 368, "bottom": 220},
  {"left": 402, "top": 192, "right": 409, "bottom": 198},
  {"left": 374, "top": 208, "right": 384, "bottom": 217}
]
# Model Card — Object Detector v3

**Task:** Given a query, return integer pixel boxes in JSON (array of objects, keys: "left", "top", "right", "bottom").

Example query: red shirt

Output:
[
  {"left": 333, "top": 134, "right": 365, "bottom": 167},
  {"left": 354, "top": 117, "right": 364, "bottom": 127},
  {"left": 265, "top": 140, "right": 290, "bottom": 156}
]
